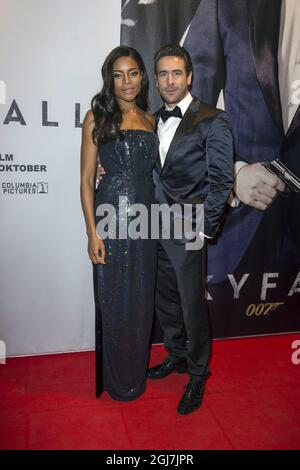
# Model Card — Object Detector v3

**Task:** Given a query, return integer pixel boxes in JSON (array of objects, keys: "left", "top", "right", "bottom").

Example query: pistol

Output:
[{"left": 262, "top": 159, "right": 300, "bottom": 193}]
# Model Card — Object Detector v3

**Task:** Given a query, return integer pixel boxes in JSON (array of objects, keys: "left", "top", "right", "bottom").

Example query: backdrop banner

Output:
[
  {"left": 121, "top": 0, "right": 300, "bottom": 339},
  {"left": 0, "top": 0, "right": 121, "bottom": 356}
]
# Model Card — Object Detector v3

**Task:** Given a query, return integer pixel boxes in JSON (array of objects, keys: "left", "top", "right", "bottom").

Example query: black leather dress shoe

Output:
[
  {"left": 177, "top": 380, "right": 206, "bottom": 415},
  {"left": 146, "top": 359, "right": 187, "bottom": 379}
]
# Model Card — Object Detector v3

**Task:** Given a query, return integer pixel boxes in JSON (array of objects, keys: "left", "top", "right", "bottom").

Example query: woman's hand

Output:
[{"left": 88, "top": 232, "right": 106, "bottom": 264}]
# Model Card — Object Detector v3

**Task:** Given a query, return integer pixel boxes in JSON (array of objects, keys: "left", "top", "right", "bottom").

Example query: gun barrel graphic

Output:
[{"left": 263, "top": 159, "right": 300, "bottom": 193}]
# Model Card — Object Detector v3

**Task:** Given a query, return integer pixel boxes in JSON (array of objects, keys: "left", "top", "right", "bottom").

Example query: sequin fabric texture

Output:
[{"left": 93, "top": 130, "right": 158, "bottom": 401}]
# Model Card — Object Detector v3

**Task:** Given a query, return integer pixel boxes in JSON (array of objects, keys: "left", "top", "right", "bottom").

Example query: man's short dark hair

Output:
[{"left": 154, "top": 44, "right": 193, "bottom": 76}]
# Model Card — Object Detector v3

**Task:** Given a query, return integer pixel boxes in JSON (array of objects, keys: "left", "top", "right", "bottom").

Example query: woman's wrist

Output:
[{"left": 86, "top": 228, "right": 97, "bottom": 238}]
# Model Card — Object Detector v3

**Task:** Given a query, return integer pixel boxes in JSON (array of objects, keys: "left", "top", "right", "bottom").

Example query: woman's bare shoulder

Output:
[{"left": 83, "top": 109, "right": 95, "bottom": 128}]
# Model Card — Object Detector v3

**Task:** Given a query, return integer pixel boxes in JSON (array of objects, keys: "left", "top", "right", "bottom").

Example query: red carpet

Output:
[{"left": 0, "top": 334, "right": 299, "bottom": 450}]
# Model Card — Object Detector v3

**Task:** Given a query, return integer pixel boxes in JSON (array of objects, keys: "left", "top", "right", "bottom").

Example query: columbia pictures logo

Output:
[{"left": 37, "top": 182, "right": 48, "bottom": 193}]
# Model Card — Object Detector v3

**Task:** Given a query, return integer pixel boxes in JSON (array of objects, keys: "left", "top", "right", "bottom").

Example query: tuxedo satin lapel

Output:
[
  {"left": 286, "top": 105, "right": 300, "bottom": 139},
  {"left": 161, "top": 98, "right": 199, "bottom": 175},
  {"left": 249, "top": 0, "right": 284, "bottom": 134}
]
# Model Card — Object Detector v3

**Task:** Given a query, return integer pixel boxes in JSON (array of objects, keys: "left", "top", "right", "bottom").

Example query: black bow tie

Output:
[{"left": 159, "top": 106, "right": 182, "bottom": 122}]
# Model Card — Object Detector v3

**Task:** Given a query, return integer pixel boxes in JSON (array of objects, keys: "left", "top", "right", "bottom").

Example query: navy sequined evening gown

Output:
[{"left": 93, "top": 130, "right": 158, "bottom": 401}]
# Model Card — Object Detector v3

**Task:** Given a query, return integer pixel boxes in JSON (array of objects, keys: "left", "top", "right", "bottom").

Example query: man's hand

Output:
[
  {"left": 95, "top": 164, "right": 106, "bottom": 188},
  {"left": 234, "top": 162, "right": 286, "bottom": 210}
]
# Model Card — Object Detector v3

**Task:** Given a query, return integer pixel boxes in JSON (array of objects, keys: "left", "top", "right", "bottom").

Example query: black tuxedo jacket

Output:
[{"left": 153, "top": 98, "right": 234, "bottom": 241}]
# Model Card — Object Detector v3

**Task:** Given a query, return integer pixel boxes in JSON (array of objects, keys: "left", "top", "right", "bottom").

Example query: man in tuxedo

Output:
[
  {"left": 147, "top": 44, "right": 234, "bottom": 415},
  {"left": 184, "top": 0, "right": 300, "bottom": 285}
]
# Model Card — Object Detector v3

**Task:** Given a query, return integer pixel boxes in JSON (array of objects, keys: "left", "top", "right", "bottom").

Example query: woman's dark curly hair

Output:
[{"left": 91, "top": 46, "right": 149, "bottom": 144}]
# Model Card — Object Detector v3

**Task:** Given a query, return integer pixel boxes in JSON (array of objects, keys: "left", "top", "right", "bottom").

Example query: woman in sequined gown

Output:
[{"left": 80, "top": 47, "right": 158, "bottom": 401}]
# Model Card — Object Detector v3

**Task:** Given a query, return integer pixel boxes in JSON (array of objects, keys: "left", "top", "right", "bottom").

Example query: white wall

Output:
[{"left": 0, "top": 0, "right": 121, "bottom": 356}]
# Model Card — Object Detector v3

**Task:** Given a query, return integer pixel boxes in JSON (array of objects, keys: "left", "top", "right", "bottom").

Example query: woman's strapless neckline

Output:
[{"left": 119, "top": 129, "right": 155, "bottom": 134}]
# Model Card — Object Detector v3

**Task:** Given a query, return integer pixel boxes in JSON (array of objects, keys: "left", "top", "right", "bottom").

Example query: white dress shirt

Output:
[
  {"left": 157, "top": 92, "right": 193, "bottom": 167},
  {"left": 278, "top": 0, "right": 300, "bottom": 133}
]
